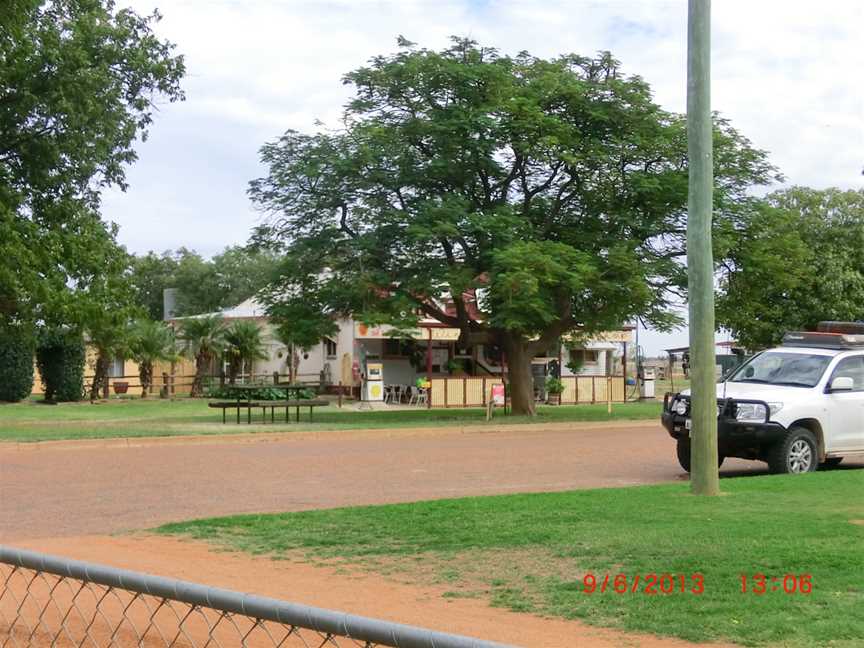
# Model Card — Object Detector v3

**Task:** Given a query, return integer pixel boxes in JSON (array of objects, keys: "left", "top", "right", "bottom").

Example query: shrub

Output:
[
  {"left": 0, "top": 327, "right": 35, "bottom": 402},
  {"left": 545, "top": 376, "right": 565, "bottom": 394},
  {"left": 206, "top": 385, "right": 315, "bottom": 400},
  {"left": 36, "top": 330, "right": 86, "bottom": 402}
]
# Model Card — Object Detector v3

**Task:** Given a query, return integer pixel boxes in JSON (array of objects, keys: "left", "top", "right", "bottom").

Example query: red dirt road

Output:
[
  {"left": 0, "top": 420, "right": 776, "bottom": 541},
  {"left": 11, "top": 534, "right": 740, "bottom": 648}
]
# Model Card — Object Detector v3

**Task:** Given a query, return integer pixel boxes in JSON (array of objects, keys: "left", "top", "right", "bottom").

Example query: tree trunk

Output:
[
  {"left": 228, "top": 356, "right": 240, "bottom": 384},
  {"left": 291, "top": 345, "right": 300, "bottom": 384},
  {"left": 287, "top": 343, "right": 295, "bottom": 384},
  {"left": 90, "top": 354, "right": 109, "bottom": 402},
  {"left": 191, "top": 352, "right": 209, "bottom": 397},
  {"left": 139, "top": 361, "right": 152, "bottom": 398},
  {"left": 503, "top": 335, "right": 536, "bottom": 416}
]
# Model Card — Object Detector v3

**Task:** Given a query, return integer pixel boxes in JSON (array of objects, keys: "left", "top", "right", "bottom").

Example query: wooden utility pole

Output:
[{"left": 687, "top": 0, "right": 720, "bottom": 495}]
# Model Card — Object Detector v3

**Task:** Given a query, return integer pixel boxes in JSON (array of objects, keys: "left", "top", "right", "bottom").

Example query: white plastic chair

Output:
[{"left": 415, "top": 387, "right": 428, "bottom": 407}]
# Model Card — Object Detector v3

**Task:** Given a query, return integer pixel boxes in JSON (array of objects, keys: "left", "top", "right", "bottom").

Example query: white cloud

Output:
[{"left": 111, "top": 0, "right": 863, "bottom": 351}]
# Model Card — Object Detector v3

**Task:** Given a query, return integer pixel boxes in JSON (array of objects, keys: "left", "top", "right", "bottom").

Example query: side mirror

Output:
[{"left": 829, "top": 376, "right": 855, "bottom": 392}]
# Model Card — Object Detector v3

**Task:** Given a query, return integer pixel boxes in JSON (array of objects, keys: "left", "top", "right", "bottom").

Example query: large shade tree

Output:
[
  {"left": 717, "top": 187, "right": 864, "bottom": 350},
  {"left": 0, "top": 0, "right": 184, "bottom": 332},
  {"left": 249, "top": 38, "right": 776, "bottom": 415}
]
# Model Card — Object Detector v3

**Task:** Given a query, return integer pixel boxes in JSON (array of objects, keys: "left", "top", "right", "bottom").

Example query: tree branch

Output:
[{"left": 339, "top": 203, "right": 357, "bottom": 238}]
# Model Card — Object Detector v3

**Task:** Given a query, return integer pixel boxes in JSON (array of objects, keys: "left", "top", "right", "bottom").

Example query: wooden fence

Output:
[
  {"left": 428, "top": 375, "right": 627, "bottom": 408},
  {"left": 32, "top": 370, "right": 326, "bottom": 399}
]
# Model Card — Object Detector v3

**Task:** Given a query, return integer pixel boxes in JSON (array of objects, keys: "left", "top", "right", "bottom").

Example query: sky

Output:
[{"left": 108, "top": 0, "right": 863, "bottom": 354}]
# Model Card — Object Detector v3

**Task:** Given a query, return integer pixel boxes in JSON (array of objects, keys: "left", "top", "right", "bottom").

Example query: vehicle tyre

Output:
[
  {"left": 767, "top": 427, "right": 818, "bottom": 474},
  {"left": 677, "top": 439, "right": 691, "bottom": 472},
  {"left": 676, "top": 439, "right": 724, "bottom": 473},
  {"left": 820, "top": 457, "right": 843, "bottom": 468}
]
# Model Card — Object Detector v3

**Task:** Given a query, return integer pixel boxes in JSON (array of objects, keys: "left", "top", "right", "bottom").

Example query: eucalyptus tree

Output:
[{"left": 249, "top": 38, "right": 776, "bottom": 414}]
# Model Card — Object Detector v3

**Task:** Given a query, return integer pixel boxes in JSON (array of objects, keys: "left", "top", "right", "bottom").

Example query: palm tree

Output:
[
  {"left": 129, "top": 320, "right": 179, "bottom": 398},
  {"left": 223, "top": 320, "right": 268, "bottom": 384},
  {"left": 87, "top": 318, "right": 130, "bottom": 402},
  {"left": 179, "top": 315, "right": 225, "bottom": 397}
]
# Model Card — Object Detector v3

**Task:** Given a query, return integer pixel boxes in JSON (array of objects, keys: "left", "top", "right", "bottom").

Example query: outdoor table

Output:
[
  {"left": 220, "top": 384, "right": 259, "bottom": 424},
  {"left": 273, "top": 383, "right": 313, "bottom": 422},
  {"left": 220, "top": 383, "right": 317, "bottom": 423}
]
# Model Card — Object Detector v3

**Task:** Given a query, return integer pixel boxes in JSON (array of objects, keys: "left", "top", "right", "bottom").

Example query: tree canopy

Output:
[
  {"left": 0, "top": 0, "right": 184, "bottom": 331},
  {"left": 130, "top": 246, "right": 282, "bottom": 319},
  {"left": 249, "top": 38, "right": 776, "bottom": 414},
  {"left": 717, "top": 187, "right": 864, "bottom": 350}
]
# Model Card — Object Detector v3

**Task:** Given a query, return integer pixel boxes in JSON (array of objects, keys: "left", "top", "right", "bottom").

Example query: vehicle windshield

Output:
[{"left": 728, "top": 352, "right": 832, "bottom": 388}]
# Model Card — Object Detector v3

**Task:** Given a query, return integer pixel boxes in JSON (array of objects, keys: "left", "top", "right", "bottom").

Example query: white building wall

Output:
[{"left": 560, "top": 342, "right": 617, "bottom": 377}]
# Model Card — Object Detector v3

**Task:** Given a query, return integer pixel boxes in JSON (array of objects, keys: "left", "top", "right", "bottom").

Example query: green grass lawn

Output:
[
  {"left": 0, "top": 398, "right": 661, "bottom": 443},
  {"left": 158, "top": 471, "right": 864, "bottom": 647}
]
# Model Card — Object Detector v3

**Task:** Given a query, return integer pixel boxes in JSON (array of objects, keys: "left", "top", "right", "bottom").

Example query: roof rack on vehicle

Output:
[
  {"left": 782, "top": 330, "right": 864, "bottom": 349},
  {"left": 816, "top": 321, "right": 864, "bottom": 335}
]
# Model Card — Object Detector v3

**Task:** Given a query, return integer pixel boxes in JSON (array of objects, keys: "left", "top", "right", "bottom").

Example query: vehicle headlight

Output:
[
  {"left": 735, "top": 403, "right": 768, "bottom": 423},
  {"left": 674, "top": 399, "right": 687, "bottom": 415}
]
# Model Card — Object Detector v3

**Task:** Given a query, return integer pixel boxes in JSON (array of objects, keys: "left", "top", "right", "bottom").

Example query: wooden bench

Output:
[{"left": 209, "top": 399, "right": 329, "bottom": 424}]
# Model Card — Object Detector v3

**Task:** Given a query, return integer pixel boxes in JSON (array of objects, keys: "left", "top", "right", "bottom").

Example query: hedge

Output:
[
  {"left": 0, "top": 327, "right": 35, "bottom": 402},
  {"left": 36, "top": 330, "right": 86, "bottom": 402}
]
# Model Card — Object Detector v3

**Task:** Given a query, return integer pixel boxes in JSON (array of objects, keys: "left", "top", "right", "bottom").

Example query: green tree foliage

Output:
[
  {"left": 223, "top": 320, "right": 268, "bottom": 384},
  {"left": 178, "top": 315, "right": 225, "bottom": 397},
  {"left": 0, "top": 0, "right": 184, "bottom": 331},
  {"left": 717, "top": 187, "right": 864, "bottom": 350},
  {"left": 129, "top": 319, "right": 178, "bottom": 397},
  {"left": 0, "top": 326, "right": 34, "bottom": 402},
  {"left": 76, "top": 242, "right": 140, "bottom": 400},
  {"left": 35, "top": 328, "right": 86, "bottom": 402},
  {"left": 130, "top": 247, "right": 281, "bottom": 319},
  {"left": 248, "top": 39, "right": 776, "bottom": 414}
]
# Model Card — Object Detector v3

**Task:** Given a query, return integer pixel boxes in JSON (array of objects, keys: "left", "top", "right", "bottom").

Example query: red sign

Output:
[{"left": 491, "top": 384, "right": 505, "bottom": 405}]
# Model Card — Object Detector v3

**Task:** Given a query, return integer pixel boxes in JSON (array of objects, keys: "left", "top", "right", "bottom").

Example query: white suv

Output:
[{"left": 662, "top": 328, "right": 864, "bottom": 474}]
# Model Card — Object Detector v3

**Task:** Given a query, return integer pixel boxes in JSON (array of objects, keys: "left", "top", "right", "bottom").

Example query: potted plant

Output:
[
  {"left": 112, "top": 381, "right": 129, "bottom": 395},
  {"left": 446, "top": 358, "right": 466, "bottom": 374},
  {"left": 545, "top": 376, "right": 564, "bottom": 405}
]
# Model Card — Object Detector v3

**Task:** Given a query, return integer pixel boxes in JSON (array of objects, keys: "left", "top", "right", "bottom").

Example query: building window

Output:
[
  {"left": 569, "top": 349, "right": 599, "bottom": 366},
  {"left": 107, "top": 357, "right": 125, "bottom": 378},
  {"left": 324, "top": 338, "right": 337, "bottom": 359}
]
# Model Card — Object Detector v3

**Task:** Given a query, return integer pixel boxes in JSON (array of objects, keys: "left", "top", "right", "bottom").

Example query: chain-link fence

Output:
[{"left": 0, "top": 546, "right": 513, "bottom": 648}]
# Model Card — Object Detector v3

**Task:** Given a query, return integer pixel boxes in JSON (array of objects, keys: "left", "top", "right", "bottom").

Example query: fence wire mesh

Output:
[{"left": 0, "top": 547, "right": 510, "bottom": 648}]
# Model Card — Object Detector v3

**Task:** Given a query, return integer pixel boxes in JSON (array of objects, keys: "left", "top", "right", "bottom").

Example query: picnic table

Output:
[{"left": 209, "top": 383, "right": 328, "bottom": 424}]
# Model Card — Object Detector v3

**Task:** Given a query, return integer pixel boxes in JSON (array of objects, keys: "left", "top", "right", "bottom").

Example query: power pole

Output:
[{"left": 687, "top": 0, "right": 720, "bottom": 495}]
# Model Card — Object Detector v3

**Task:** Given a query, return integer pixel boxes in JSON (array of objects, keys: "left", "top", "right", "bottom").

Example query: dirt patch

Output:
[
  {"left": 318, "top": 546, "right": 583, "bottom": 608},
  {"left": 8, "top": 534, "right": 738, "bottom": 648}
]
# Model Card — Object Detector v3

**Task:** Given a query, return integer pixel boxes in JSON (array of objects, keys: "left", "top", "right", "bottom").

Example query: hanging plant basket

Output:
[{"left": 113, "top": 382, "right": 129, "bottom": 394}]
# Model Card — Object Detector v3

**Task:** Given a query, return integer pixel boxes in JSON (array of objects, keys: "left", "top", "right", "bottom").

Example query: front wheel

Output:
[
  {"left": 767, "top": 427, "right": 818, "bottom": 474},
  {"left": 676, "top": 439, "right": 724, "bottom": 473}
]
